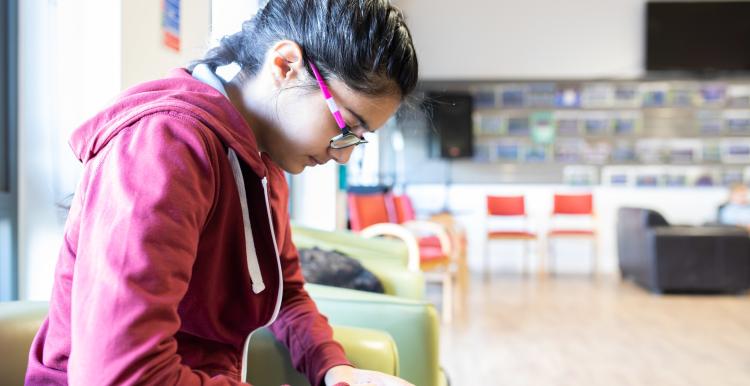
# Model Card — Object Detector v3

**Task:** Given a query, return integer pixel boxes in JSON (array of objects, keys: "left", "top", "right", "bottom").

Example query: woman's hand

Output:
[{"left": 324, "top": 365, "right": 415, "bottom": 386}]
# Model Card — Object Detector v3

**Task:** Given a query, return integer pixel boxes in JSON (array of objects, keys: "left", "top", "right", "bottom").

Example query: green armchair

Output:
[
  {"left": 308, "top": 284, "right": 447, "bottom": 386},
  {"left": 0, "top": 301, "right": 398, "bottom": 386},
  {"left": 292, "top": 225, "right": 448, "bottom": 386},
  {"left": 291, "top": 225, "right": 425, "bottom": 300}
]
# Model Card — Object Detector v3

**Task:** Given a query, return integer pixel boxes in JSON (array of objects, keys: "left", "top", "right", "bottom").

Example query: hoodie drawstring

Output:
[{"left": 228, "top": 148, "right": 266, "bottom": 294}]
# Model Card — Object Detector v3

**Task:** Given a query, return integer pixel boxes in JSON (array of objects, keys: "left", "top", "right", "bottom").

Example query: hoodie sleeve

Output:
[
  {"left": 69, "top": 114, "right": 249, "bottom": 386},
  {"left": 265, "top": 168, "right": 352, "bottom": 386}
]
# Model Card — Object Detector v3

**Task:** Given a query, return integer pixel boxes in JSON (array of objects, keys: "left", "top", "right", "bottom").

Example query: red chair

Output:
[
  {"left": 393, "top": 194, "right": 461, "bottom": 267},
  {"left": 485, "top": 195, "right": 538, "bottom": 276},
  {"left": 348, "top": 191, "right": 456, "bottom": 322},
  {"left": 546, "top": 193, "right": 597, "bottom": 275}
]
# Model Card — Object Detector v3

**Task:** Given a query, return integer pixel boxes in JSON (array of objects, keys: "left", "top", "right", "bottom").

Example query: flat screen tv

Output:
[{"left": 646, "top": 1, "right": 750, "bottom": 73}]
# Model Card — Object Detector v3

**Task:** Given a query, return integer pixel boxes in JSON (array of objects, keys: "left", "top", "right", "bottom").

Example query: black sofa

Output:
[{"left": 617, "top": 207, "right": 750, "bottom": 293}]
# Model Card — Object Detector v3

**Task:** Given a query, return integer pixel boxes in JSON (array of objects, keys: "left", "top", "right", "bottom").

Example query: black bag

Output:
[{"left": 298, "top": 247, "right": 385, "bottom": 294}]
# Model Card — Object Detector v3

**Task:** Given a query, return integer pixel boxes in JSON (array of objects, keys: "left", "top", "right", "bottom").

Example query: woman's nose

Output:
[{"left": 328, "top": 145, "right": 356, "bottom": 164}]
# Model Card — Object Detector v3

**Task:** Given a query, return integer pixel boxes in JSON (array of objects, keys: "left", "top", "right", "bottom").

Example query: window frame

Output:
[{"left": 1, "top": 0, "right": 19, "bottom": 301}]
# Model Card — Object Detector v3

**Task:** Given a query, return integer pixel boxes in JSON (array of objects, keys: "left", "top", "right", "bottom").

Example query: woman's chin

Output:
[{"left": 284, "top": 160, "right": 307, "bottom": 175}]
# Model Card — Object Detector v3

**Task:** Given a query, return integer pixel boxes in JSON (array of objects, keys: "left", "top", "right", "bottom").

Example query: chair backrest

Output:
[
  {"left": 347, "top": 192, "right": 397, "bottom": 231},
  {"left": 393, "top": 195, "right": 417, "bottom": 224},
  {"left": 487, "top": 195, "right": 526, "bottom": 216},
  {"left": 552, "top": 193, "right": 593, "bottom": 215}
]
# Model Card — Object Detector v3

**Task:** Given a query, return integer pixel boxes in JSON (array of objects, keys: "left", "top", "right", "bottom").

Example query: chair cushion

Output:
[
  {"left": 487, "top": 230, "right": 537, "bottom": 239},
  {"left": 418, "top": 236, "right": 443, "bottom": 248},
  {"left": 418, "top": 246, "right": 450, "bottom": 269},
  {"left": 548, "top": 229, "right": 595, "bottom": 236}
]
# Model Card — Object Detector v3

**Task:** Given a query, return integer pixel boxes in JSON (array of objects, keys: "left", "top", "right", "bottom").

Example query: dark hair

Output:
[{"left": 191, "top": 0, "right": 418, "bottom": 99}]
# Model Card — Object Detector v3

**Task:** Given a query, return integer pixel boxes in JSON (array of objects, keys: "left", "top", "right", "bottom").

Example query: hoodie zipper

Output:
[
  {"left": 238, "top": 176, "right": 285, "bottom": 383},
  {"left": 227, "top": 148, "right": 285, "bottom": 382},
  {"left": 261, "top": 176, "right": 284, "bottom": 325}
]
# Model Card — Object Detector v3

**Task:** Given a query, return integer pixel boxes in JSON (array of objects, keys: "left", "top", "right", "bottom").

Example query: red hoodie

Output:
[{"left": 25, "top": 68, "right": 351, "bottom": 385}]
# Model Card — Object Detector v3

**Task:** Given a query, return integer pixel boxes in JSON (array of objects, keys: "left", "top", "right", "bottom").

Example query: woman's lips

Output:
[
  {"left": 308, "top": 156, "right": 325, "bottom": 166},
  {"left": 307, "top": 156, "right": 326, "bottom": 166}
]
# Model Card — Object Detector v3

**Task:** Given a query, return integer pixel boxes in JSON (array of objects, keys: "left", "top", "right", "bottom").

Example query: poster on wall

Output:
[{"left": 163, "top": 0, "right": 181, "bottom": 52}]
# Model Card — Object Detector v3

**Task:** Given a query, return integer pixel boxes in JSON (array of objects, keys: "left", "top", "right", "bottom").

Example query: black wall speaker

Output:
[{"left": 426, "top": 92, "right": 474, "bottom": 159}]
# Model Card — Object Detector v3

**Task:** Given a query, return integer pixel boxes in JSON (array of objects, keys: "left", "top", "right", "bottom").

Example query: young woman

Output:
[{"left": 25, "top": 0, "right": 418, "bottom": 385}]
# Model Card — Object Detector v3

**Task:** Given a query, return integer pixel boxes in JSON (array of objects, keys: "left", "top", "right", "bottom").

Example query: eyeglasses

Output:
[{"left": 308, "top": 61, "right": 368, "bottom": 149}]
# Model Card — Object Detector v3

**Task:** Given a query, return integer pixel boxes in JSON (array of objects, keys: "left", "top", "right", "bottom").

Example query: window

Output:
[{"left": 0, "top": 0, "right": 18, "bottom": 300}]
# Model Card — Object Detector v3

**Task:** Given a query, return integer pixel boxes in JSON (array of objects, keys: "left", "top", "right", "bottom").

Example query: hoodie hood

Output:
[{"left": 69, "top": 68, "right": 267, "bottom": 178}]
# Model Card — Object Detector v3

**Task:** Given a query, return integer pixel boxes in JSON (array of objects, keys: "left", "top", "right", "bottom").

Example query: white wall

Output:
[
  {"left": 121, "top": 0, "right": 211, "bottom": 89},
  {"left": 397, "top": 0, "right": 646, "bottom": 79}
]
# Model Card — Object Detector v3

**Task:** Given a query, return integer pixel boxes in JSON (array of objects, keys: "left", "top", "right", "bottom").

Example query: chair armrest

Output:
[
  {"left": 651, "top": 225, "right": 749, "bottom": 238},
  {"left": 360, "top": 223, "right": 421, "bottom": 272},
  {"left": 361, "top": 260, "right": 425, "bottom": 300},
  {"left": 0, "top": 301, "right": 402, "bottom": 386},
  {"left": 0, "top": 302, "right": 49, "bottom": 386},
  {"left": 245, "top": 325, "right": 398, "bottom": 386},
  {"left": 292, "top": 225, "right": 409, "bottom": 267},
  {"left": 308, "top": 284, "right": 443, "bottom": 386}
]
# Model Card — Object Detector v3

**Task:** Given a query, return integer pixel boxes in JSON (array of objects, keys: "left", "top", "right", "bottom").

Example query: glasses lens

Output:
[{"left": 331, "top": 133, "right": 366, "bottom": 149}]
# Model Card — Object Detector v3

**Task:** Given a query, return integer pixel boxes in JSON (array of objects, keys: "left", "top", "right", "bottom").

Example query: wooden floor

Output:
[{"left": 435, "top": 273, "right": 750, "bottom": 386}]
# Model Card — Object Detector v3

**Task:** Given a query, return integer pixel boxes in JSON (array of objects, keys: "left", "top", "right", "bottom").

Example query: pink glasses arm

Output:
[{"left": 309, "top": 61, "right": 347, "bottom": 129}]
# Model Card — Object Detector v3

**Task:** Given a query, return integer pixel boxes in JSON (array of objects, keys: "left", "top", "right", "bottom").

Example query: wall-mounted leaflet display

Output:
[
  {"left": 496, "top": 140, "right": 523, "bottom": 162},
  {"left": 640, "top": 83, "right": 669, "bottom": 108},
  {"left": 636, "top": 139, "right": 665, "bottom": 164},
  {"left": 554, "top": 139, "right": 586, "bottom": 163},
  {"left": 602, "top": 167, "right": 632, "bottom": 186},
  {"left": 612, "top": 111, "right": 642, "bottom": 136},
  {"left": 702, "top": 141, "right": 722, "bottom": 163},
  {"left": 721, "top": 139, "right": 750, "bottom": 164},
  {"left": 603, "top": 166, "right": 721, "bottom": 188},
  {"left": 527, "top": 83, "right": 557, "bottom": 108},
  {"left": 474, "top": 113, "right": 504, "bottom": 135},
  {"left": 668, "top": 82, "right": 699, "bottom": 107},
  {"left": 471, "top": 87, "right": 498, "bottom": 109},
  {"left": 582, "top": 111, "right": 612, "bottom": 136},
  {"left": 524, "top": 145, "right": 548, "bottom": 163},
  {"left": 563, "top": 165, "right": 599, "bottom": 186},
  {"left": 613, "top": 83, "right": 640, "bottom": 108},
  {"left": 473, "top": 142, "right": 493, "bottom": 163},
  {"left": 500, "top": 84, "right": 527, "bottom": 108},
  {"left": 584, "top": 141, "right": 612, "bottom": 164},
  {"left": 417, "top": 77, "right": 750, "bottom": 186},
  {"left": 726, "top": 85, "right": 750, "bottom": 108},
  {"left": 722, "top": 169, "right": 744, "bottom": 186},
  {"left": 612, "top": 140, "right": 636, "bottom": 163},
  {"left": 581, "top": 83, "right": 615, "bottom": 108},
  {"left": 554, "top": 111, "right": 580, "bottom": 136},
  {"left": 667, "top": 139, "right": 702, "bottom": 164},
  {"left": 697, "top": 110, "right": 724, "bottom": 135},
  {"left": 723, "top": 110, "right": 750, "bottom": 134},
  {"left": 555, "top": 85, "right": 581, "bottom": 108},
  {"left": 507, "top": 115, "right": 531, "bottom": 136},
  {"left": 699, "top": 83, "right": 726, "bottom": 107},
  {"left": 530, "top": 112, "right": 555, "bottom": 145}
]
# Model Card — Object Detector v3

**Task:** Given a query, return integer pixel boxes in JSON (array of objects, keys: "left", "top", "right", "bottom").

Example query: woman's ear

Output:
[{"left": 268, "top": 40, "right": 305, "bottom": 87}]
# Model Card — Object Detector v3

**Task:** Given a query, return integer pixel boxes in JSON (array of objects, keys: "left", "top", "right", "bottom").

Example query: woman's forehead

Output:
[{"left": 328, "top": 78, "right": 401, "bottom": 128}]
